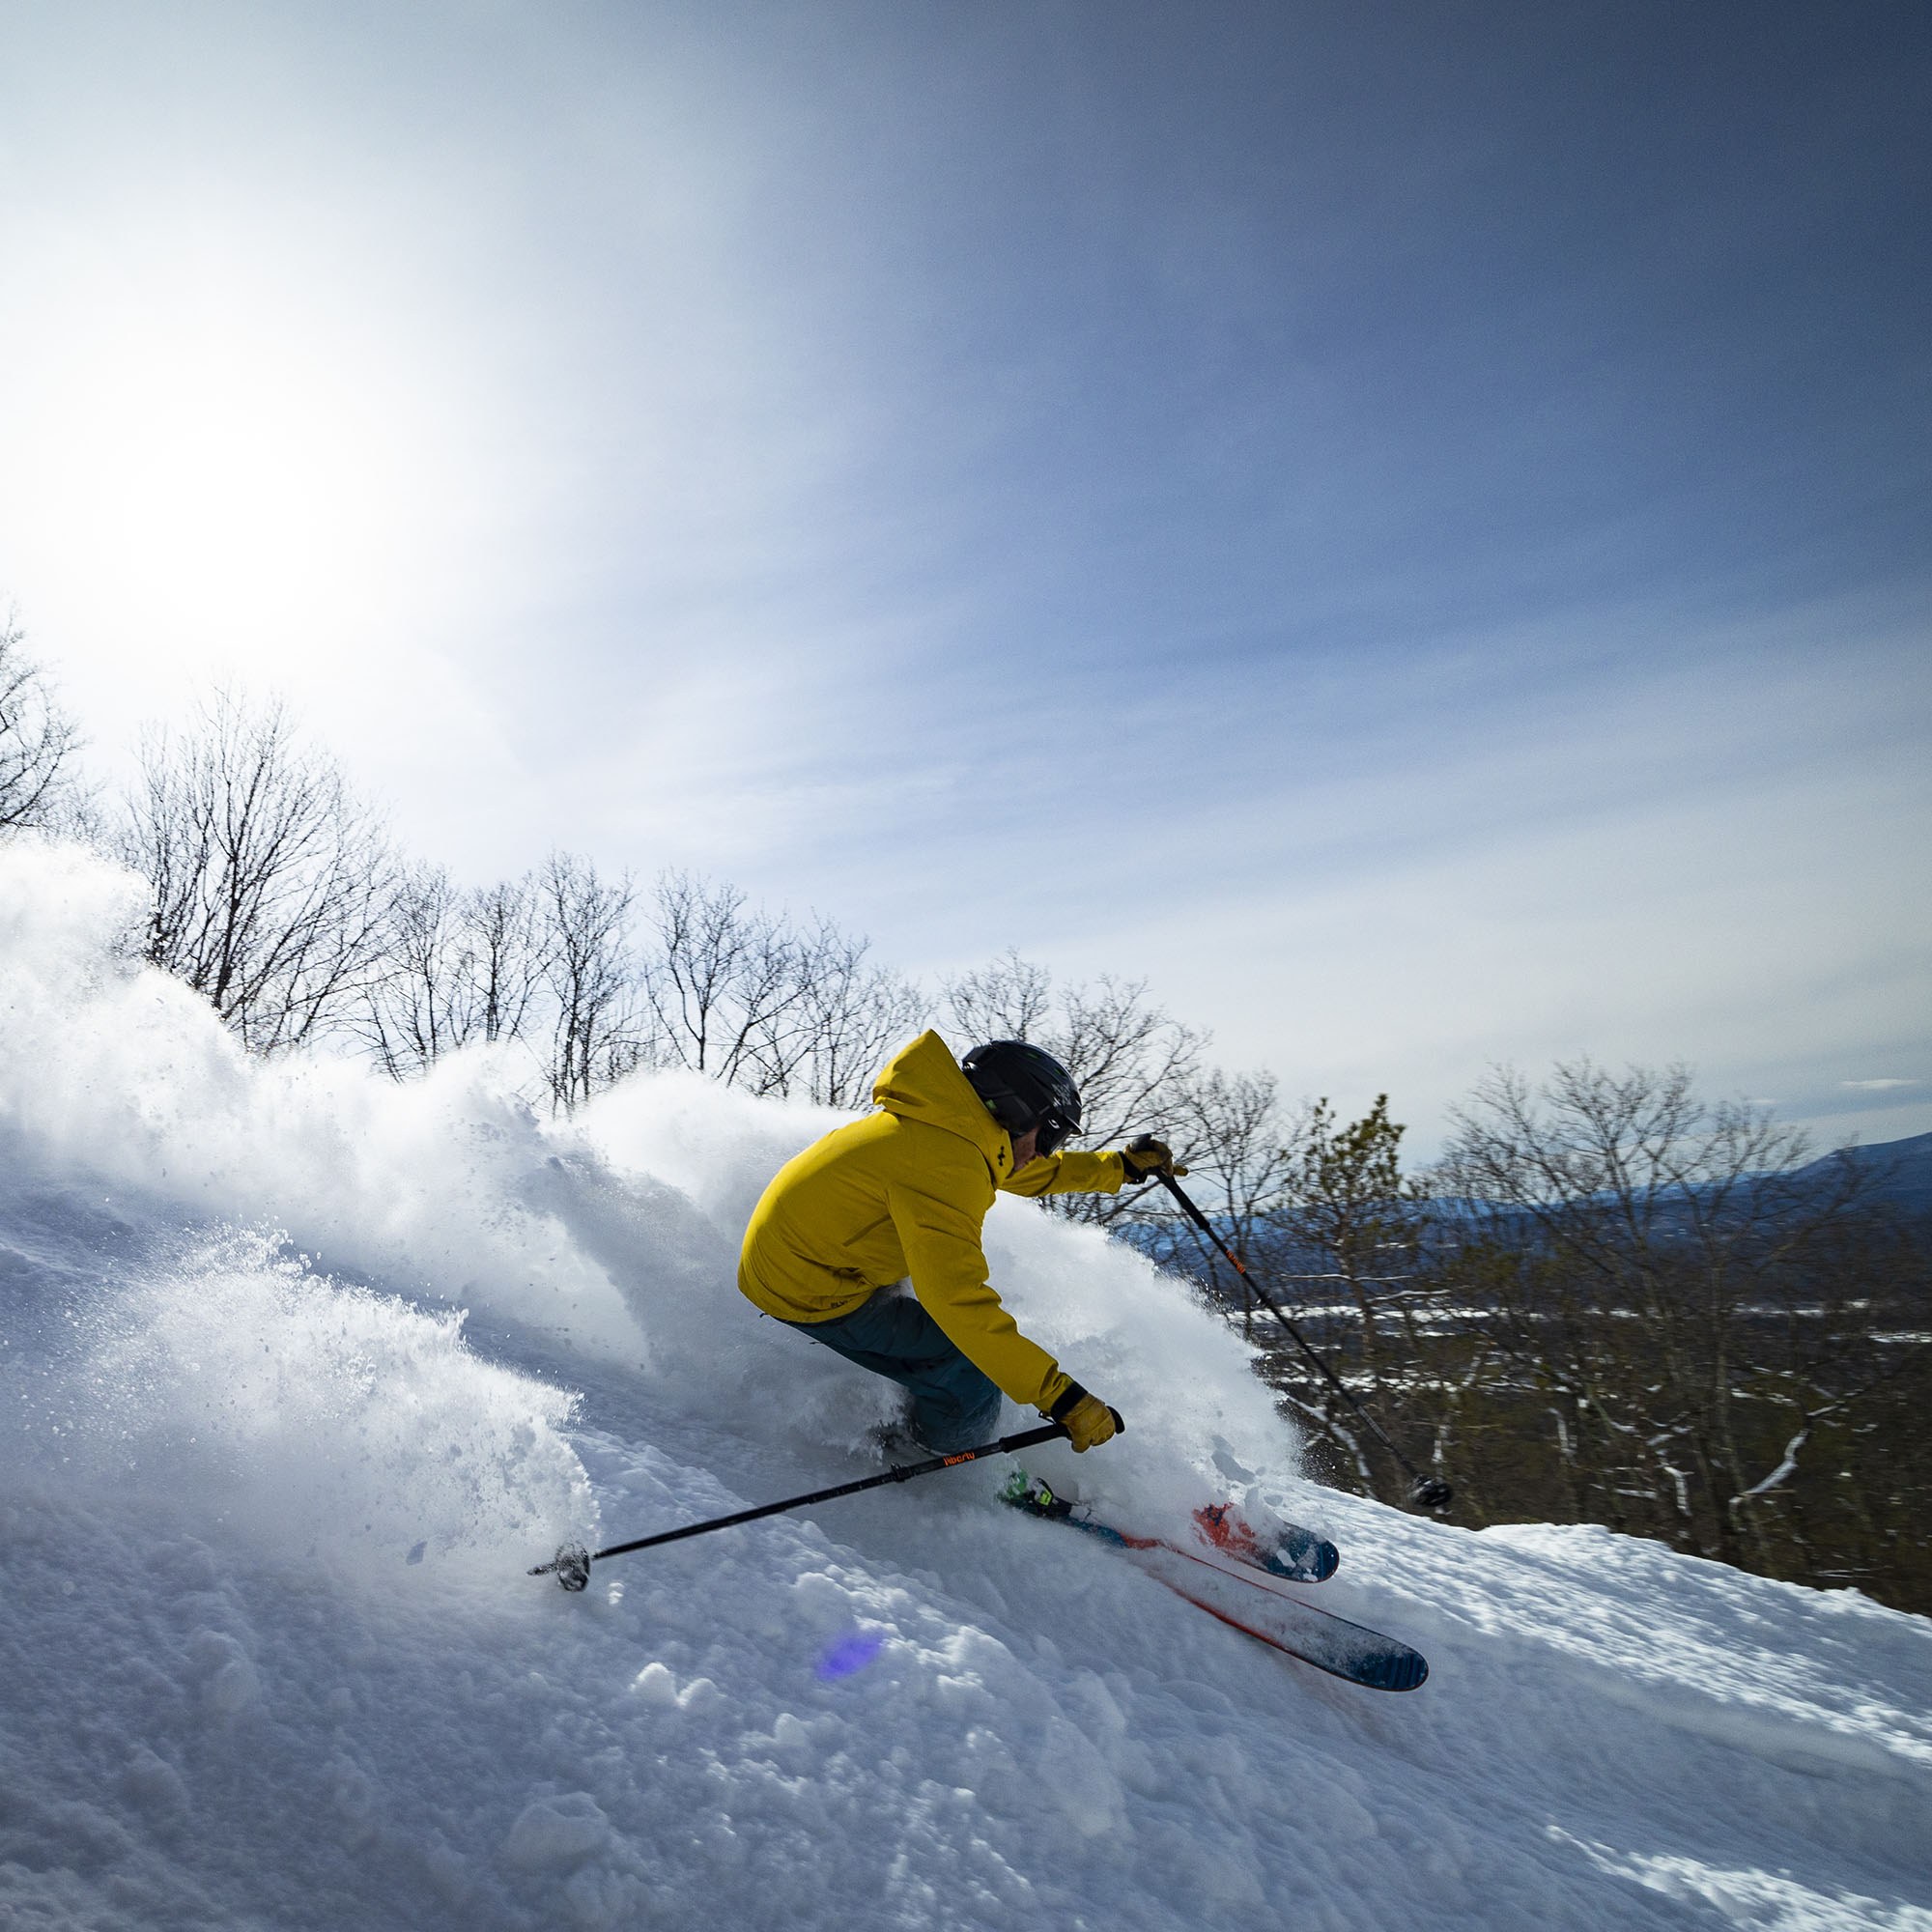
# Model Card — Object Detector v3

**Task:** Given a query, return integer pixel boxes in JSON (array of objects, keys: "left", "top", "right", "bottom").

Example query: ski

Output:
[
  {"left": 1191, "top": 1499, "right": 1338, "bottom": 1584},
  {"left": 1001, "top": 1474, "right": 1427, "bottom": 1693},
  {"left": 1006, "top": 1480, "right": 1337, "bottom": 1587}
]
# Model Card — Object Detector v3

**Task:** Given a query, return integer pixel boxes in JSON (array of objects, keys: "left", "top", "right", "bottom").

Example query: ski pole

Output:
[
  {"left": 530, "top": 1419, "right": 1078, "bottom": 1591},
  {"left": 1151, "top": 1170, "right": 1453, "bottom": 1511}
]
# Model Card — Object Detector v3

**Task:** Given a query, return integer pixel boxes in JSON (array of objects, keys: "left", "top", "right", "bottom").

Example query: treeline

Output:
[
  {"left": 1145, "top": 1067, "right": 1932, "bottom": 1616},
  {"left": 4, "top": 628, "right": 1927, "bottom": 1610},
  {"left": 0, "top": 639, "right": 1205, "bottom": 1123}
]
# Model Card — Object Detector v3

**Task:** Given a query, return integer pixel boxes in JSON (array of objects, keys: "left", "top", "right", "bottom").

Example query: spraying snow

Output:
[
  {"left": 11, "top": 1227, "right": 594, "bottom": 1593},
  {"left": 3, "top": 839, "right": 1929, "bottom": 1930}
]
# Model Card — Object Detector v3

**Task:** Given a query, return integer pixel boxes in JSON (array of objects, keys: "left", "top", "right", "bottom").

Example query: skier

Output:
[
  {"left": 546, "top": 1032, "right": 1424, "bottom": 1683},
  {"left": 738, "top": 1030, "right": 1180, "bottom": 1457}
]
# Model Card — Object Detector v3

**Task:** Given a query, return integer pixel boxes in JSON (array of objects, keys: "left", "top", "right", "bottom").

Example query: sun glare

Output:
[
  {"left": 77, "top": 295, "right": 406, "bottom": 603},
  {"left": 10, "top": 233, "right": 471, "bottom": 679}
]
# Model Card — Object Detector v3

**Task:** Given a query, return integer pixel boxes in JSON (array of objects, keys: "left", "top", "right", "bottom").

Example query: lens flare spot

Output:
[{"left": 816, "top": 1630, "right": 885, "bottom": 1681}]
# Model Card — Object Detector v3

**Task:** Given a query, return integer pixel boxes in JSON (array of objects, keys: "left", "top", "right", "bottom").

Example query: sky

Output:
[{"left": 0, "top": 0, "right": 1927, "bottom": 1156}]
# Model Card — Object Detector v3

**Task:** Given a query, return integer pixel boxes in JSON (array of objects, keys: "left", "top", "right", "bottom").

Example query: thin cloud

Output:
[{"left": 0, "top": 0, "right": 1925, "bottom": 1166}]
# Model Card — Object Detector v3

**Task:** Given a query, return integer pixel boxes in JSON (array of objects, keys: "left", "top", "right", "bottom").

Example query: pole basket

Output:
[{"left": 537, "top": 1543, "right": 592, "bottom": 1592}]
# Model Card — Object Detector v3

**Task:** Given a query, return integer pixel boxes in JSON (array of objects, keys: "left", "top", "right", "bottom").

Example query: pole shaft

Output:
[
  {"left": 581, "top": 1421, "right": 1067, "bottom": 1568},
  {"left": 1156, "top": 1171, "right": 1430, "bottom": 1486}
]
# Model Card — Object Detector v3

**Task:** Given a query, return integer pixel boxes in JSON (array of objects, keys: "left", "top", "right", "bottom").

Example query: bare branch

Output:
[
  {"left": 538, "top": 850, "right": 641, "bottom": 1112},
  {"left": 0, "top": 616, "right": 88, "bottom": 835},
  {"left": 122, "top": 689, "right": 394, "bottom": 1053}
]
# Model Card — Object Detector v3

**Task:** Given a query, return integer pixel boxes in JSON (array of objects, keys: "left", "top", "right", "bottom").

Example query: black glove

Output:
[{"left": 1121, "top": 1134, "right": 1187, "bottom": 1184}]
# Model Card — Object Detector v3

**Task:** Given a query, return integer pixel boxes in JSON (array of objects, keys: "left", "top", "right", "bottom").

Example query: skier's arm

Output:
[
  {"left": 1004, "top": 1134, "right": 1187, "bottom": 1198},
  {"left": 885, "top": 1175, "right": 1074, "bottom": 1411},
  {"left": 999, "top": 1149, "right": 1127, "bottom": 1199}
]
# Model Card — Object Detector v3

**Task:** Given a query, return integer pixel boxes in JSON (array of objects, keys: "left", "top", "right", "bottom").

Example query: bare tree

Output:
[
  {"left": 943, "top": 949, "right": 1055, "bottom": 1045},
  {"left": 1058, "top": 974, "right": 1205, "bottom": 1150},
  {"left": 538, "top": 850, "right": 642, "bottom": 1112},
  {"left": 351, "top": 860, "right": 930, "bottom": 1113},
  {"left": 124, "top": 690, "right": 394, "bottom": 1053},
  {"left": 355, "top": 866, "right": 553, "bottom": 1080},
  {"left": 1431, "top": 1061, "right": 1915, "bottom": 1572},
  {"left": 1132, "top": 1065, "right": 1300, "bottom": 1299},
  {"left": 943, "top": 949, "right": 1203, "bottom": 1222},
  {"left": 640, "top": 870, "right": 808, "bottom": 1089},
  {"left": 763, "top": 916, "right": 928, "bottom": 1106},
  {"left": 356, "top": 864, "right": 466, "bottom": 1078},
  {"left": 0, "top": 617, "right": 87, "bottom": 835},
  {"left": 461, "top": 874, "right": 551, "bottom": 1049}
]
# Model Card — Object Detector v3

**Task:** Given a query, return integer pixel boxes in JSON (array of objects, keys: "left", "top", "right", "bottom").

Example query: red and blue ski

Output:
[
  {"left": 1000, "top": 1473, "right": 1428, "bottom": 1693},
  {"left": 1190, "top": 1497, "right": 1339, "bottom": 1584}
]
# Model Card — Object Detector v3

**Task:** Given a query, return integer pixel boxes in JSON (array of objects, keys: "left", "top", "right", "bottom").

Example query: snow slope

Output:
[{"left": 3, "top": 840, "right": 1929, "bottom": 1932}]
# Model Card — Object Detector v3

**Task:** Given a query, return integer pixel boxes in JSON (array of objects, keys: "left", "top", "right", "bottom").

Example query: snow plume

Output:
[
  {"left": 9, "top": 1228, "right": 594, "bottom": 1594},
  {"left": 0, "top": 838, "right": 1305, "bottom": 1524},
  {"left": 0, "top": 838, "right": 646, "bottom": 1353},
  {"left": 571, "top": 1070, "right": 1303, "bottom": 1511}
]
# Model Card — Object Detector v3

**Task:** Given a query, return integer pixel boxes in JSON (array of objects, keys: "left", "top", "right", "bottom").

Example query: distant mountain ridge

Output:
[{"left": 1791, "top": 1129, "right": 1932, "bottom": 1218}]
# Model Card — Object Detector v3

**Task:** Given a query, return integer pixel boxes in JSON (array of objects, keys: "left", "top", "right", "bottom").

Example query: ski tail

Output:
[{"left": 1137, "top": 1543, "right": 1430, "bottom": 1692}]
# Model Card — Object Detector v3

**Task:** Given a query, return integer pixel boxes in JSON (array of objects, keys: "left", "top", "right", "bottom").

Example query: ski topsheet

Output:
[
  {"left": 1191, "top": 1499, "right": 1339, "bottom": 1584},
  {"left": 1002, "top": 1475, "right": 1428, "bottom": 1693}
]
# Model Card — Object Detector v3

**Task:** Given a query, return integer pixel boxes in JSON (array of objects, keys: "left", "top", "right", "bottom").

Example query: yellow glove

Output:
[
  {"left": 1046, "top": 1380, "right": 1123, "bottom": 1452},
  {"left": 1121, "top": 1134, "right": 1187, "bottom": 1184}
]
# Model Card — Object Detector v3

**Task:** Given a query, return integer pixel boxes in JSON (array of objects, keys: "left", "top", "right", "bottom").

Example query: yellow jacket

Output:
[{"left": 738, "top": 1031, "right": 1125, "bottom": 1408}]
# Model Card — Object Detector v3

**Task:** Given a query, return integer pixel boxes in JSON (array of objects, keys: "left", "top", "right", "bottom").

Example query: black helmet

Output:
[{"left": 961, "top": 1040, "right": 1082, "bottom": 1155}]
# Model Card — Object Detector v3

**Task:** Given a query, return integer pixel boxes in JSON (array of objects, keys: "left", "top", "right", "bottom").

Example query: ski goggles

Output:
[{"left": 1034, "top": 1107, "right": 1079, "bottom": 1158}]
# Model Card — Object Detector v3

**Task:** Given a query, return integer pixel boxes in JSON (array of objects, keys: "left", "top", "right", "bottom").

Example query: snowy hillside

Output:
[{"left": 4, "top": 841, "right": 1929, "bottom": 1931}]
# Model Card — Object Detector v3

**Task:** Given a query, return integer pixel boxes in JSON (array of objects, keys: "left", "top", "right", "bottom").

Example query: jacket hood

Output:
[{"left": 872, "top": 1030, "right": 1009, "bottom": 1170}]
